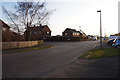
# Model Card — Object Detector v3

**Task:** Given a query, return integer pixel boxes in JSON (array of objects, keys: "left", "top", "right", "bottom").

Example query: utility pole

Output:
[
  {"left": 97, "top": 10, "right": 102, "bottom": 48},
  {"left": 79, "top": 26, "right": 81, "bottom": 31}
]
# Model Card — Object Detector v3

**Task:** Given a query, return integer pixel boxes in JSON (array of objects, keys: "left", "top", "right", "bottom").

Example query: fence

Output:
[{"left": 2, "top": 40, "right": 44, "bottom": 49}]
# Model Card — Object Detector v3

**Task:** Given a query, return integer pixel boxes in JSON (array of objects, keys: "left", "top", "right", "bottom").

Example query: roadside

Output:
[
  {"left": 79, "top": 42, "right": 120, "bottom": 59},
  {"left": 2, "top": 41, "right": 101, "bottom": 78},
  {"left": 43, "top": 42, "right": 120, "bottom": 78},
  {"left": 2, "top": 44, "right": 55, "bottom": 55}
]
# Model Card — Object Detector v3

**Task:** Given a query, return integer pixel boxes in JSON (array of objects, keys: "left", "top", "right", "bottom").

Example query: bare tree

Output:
[{"left": 2, "top": 1, "right": 54, "bottom": 41}]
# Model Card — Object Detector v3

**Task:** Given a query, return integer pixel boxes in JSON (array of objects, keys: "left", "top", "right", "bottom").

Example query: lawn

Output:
[{"left": 79, "top": 48, "right": 120, "bottom": 59}]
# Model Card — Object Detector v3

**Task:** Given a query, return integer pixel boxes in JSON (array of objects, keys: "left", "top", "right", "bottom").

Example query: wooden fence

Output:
[{"left": 2, "top": 40, "right": 44, "bottom": 49}]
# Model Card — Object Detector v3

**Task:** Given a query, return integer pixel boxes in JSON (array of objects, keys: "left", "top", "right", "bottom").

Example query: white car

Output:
[{"left": 112, "top": 38, "right": 120, "bottom": 48}]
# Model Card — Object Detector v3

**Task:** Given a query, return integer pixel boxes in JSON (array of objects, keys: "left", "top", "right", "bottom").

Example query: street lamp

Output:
[{"left": 97, "top": 10, "right": 102, "bottom": 48}]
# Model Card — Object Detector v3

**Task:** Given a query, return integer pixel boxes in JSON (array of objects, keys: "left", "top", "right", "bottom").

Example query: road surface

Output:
[{"left": 3, "top": 41, "right": 99, "bottom": 78}]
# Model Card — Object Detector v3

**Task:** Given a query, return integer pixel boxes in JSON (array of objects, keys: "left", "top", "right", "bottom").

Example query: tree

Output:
[{"left": 2, "top": 1, "right": 54, "bottom": 41}]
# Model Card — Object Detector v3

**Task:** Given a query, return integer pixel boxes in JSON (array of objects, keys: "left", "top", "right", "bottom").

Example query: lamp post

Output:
[
  {"left": 79, "top": 26, "right": 81, "bottom": 31},
  {"left": 97, "top": 10, "right": 102, "bottom": 48}
]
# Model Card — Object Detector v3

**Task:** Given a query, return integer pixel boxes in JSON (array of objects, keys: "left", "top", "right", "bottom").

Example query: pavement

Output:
[
  {"left": 44, "top": 56, "right": 119, "bottom": 78},
  {"left": 2, "top": 41, "right": 100, "bottom": 78},
  {"left": 43, "top": 42, "right": 120, "bottom": 78}
]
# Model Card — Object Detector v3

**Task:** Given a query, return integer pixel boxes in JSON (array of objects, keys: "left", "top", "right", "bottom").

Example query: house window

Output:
[
  {"left": 77, "top": 33, "right": 79, "bottom": 35},
  {"left": 73, "top": 32, "right": 79, "bottom": 36},
  {"left": 72, "top": 33, "right": 74, "bottom": 35},
  {"left": 47, "top": 32, "right": 49, "bottom": 34},
  {"left": 65, "top": 33, "right": 67, "bottom": 36},
  {"left": 73, "top": 32, "right": 76, "bottom": 35},
  {"left": 75, "top": 33, "right": 77, "bottom": 35},
  {"left": 3, "top": 27, "right": 6, "bottom": 31}
]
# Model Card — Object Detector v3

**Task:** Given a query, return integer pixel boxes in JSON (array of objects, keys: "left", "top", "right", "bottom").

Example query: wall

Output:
[{"left": 2, "top": 40, "right": 44, "bottom": 49}]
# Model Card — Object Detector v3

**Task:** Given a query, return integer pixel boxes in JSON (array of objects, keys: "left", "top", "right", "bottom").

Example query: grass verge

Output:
[
  {"left": 79, "top": 48, "right": 120, "bottom": 59},
  {"left": 18, "top": 45, "right": 55, "bottom": 52},
  {"left": 3, "top": 45, "right": 55, "bottom": 54}
]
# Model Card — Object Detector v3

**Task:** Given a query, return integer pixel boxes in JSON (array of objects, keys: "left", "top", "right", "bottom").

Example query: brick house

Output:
[
  {"left": 0, "top": 19, "right": 24, "bottom": 42},
  {"left": 62, "top": 28, "right": 82, "bottom": 37},
  {"left": 24, "top": 25, "right": 51, "bottom": 41},
  {"left": 79, "top": 30, "right": 86, "bottom": 38},
  {"left": 1, "top": 19, "right": 11, "bottom": 42}
]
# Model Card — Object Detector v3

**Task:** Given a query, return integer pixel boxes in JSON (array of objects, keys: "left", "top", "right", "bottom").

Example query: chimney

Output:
[{"left": 40, "top": 24, "right": 42, "bottom": 26}]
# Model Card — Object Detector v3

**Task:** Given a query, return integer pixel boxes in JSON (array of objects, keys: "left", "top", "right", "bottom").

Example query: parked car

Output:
[
  {"left": 112, "top": 38, "right": 120, "bottom": 48},
  {"left": 107, "top": 36, "right": 120, "bottom": 46},
  {"left": 107, "top": 39, "right": 115, "bottom": 46}
]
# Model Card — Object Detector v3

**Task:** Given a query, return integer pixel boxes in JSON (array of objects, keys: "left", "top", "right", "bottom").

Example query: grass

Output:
[
  {"left": 18, "top": 45, "right": 55, "bottom": 52},
  {"left": 79, "top": 48, "right": 120, "bottom": 59},
  {"left": 3, "top": 45, "right": 55, "bottom": 53}
]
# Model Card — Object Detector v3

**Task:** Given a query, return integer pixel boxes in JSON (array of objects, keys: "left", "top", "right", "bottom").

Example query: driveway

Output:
[{"left": 3, "top": 41, "right": 99, "bottom": 78}]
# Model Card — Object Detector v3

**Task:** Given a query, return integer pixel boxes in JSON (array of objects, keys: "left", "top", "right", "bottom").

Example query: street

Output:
[{"left": 3, "top": 41, "right": 99, "bottom": 78}]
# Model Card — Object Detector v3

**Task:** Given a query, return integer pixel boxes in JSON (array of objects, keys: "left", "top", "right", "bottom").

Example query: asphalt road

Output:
[{"left": 3, "top": 41, "right": 99, "bottom": 78}]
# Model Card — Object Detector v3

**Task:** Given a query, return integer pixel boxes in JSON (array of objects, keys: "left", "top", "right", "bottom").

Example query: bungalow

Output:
[
  {"left": 62, "top": 28, "right": 82, "bottom": 37},
  {"left": 24, "top": 25, "right": 51, "bottom": 41}
]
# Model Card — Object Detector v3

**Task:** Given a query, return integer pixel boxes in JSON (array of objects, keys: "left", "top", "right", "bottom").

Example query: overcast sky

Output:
[{"left": 0, "top": 0, "right": 120, "bottom": 36}]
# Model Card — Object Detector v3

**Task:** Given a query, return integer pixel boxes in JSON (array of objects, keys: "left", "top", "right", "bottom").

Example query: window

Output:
[
  {"left": 73, "top": 32, "right": 76, "bottom": 35},
  {"left": 3, "top": 27, "right": 6, "bottom": 31},
  {"left": 47, "top": 32, "right": 49, "bottom": 34},
  {"left": 73, "top": 32, "right": 75, "bottom": 35},
  {"left": 65, "top": 33, "right": 67, "bottom": 36},
  {"left": 77, "top": 33, "right": 79, "bottom": 35},
  {"left": 73, "top": 32, "right": 79, "bottom": 35},
  {"left": 75, "top": 33, "right": 77, "bottom": 35}
]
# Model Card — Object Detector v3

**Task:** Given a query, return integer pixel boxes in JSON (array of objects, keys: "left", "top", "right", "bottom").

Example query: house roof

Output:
[
  {"left": 80, "top": 30, "right": 86, "bottom": 35},
  {"left": 63, "top": 28, "right": 81, "bottom": 33},
  {"left": 63, "top": 28, "right": 87, "bottom": 36},
  {"left": 26, "top": 25, "right": 51, "bottom": 32},
  {"left": 0, "top": 19, "right": 10, "bottom": 29},
  {"left": 63, "top": 28, "right": 78, "bottom": 32},
  {"left": 40, "top": 25, "right": 51, "bottom": 32}
]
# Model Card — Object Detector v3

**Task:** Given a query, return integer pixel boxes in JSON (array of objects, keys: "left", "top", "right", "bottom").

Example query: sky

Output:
[{"left": 0, "top": 0, "right": 120, "bottom": 36}]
